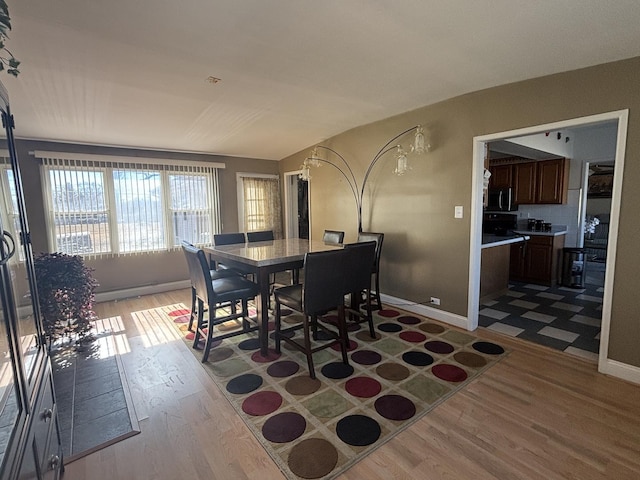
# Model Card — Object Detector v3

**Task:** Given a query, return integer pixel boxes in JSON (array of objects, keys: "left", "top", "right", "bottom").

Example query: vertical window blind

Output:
[{"left": 37, "top": 152, "right": 223, "bottom": 258}]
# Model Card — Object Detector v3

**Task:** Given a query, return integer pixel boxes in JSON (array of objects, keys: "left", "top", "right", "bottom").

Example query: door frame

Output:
[
  {"left": 283, "top": 170, "right": 309, "bottom": 239},
  {"left": 469, "top": 109, "right": 628, "bottom": 377}
]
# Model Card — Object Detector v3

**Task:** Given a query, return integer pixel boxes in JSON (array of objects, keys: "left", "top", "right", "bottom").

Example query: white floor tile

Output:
[
  {"left": 482, "top": 300, "right": 498, "bottom": 307},
  {"left": 522, "top": 311, "right": 556, "bottom": 324},
  {"left": 536, "top": 292, "right": 564, "bottom": 301},
  {"left": 559, "top": 286, "right": 586, "bottom": 293},
  {"left": 523, "top": 284, "right": 549, "bottom": 291},
  {"left": 569, "top": 314, "right": 601, "bottom": 327},
  {"left": 509, "top": 299, "right": 540, "bottom": 310},
  {"left": 479, "top": 308, "right": 510, "bottom": 320},
  {"left": 576, "top": 294, "right": 603, "bottom": 303},
  {"left": 505, "top": 290, "right": 526, "bottom": 298},
  {"left": 551, "top": 301, "right": 583, "bottom": 313},
  {"left": 539, "top": 326, "right": 580, "bottom": 343},
  {"left": 564, "top": 346, "right": 598, "bottom": 362},
  {"left": 487, "top": 322, "right": 524, "bottom": 337}
]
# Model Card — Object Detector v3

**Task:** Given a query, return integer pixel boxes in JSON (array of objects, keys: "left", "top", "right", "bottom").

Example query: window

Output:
[
  {"left": 237, "top": 174, "right": 282, "bottom": 236},
  {"left": 38, "top": 152, "right": 223, "bottom": 257},
  {"left": 0, "top": 155, "right": 22, "bottom": 261}
]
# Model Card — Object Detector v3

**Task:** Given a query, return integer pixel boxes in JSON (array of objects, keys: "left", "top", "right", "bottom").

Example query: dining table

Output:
[{"left": 204, "top": 238, "right": 343, "bottom": 357}]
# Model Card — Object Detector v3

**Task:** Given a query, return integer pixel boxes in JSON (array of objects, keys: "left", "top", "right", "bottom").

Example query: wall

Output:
[
  {"left": 13, "top": 139, "right": 279, "bottom": 295},
  {"left": 280, "top": 56, "right": 640, "bottom": 369}
]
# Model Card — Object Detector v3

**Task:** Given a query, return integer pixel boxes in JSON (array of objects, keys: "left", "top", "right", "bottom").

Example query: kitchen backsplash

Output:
[{"left": 516, "top": 188, "right": 581, "bottom": 246}]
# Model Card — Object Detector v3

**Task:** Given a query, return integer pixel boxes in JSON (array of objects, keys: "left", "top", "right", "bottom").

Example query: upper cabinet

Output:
[
  {"left": 491, "top": 158, "right": 569, "bottom": 205},
  {"left": 488, "top": 164, "right": 512, "bottom": 189}
]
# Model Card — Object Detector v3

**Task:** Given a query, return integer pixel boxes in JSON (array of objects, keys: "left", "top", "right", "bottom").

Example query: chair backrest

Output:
[
  {"left": 343, "top": 241, "right": 377, "bottom": 293},
  {"left": 302, "top": 249, "right": 349, "bottom": 315},
  {"left": 357, "top": 232, "right": 384, "bottom": 273},
  {"left": 247, "top": 230, "right": 274, "bottom": 242},
  {"left": 213, "top": 232, "right": 246, "bottom": 246},
  {"left": 323, "top": 230, "right": 345, "bottom": 245},
  {"left": 182, "top": 242, "right": 213, "bottom": 304}
]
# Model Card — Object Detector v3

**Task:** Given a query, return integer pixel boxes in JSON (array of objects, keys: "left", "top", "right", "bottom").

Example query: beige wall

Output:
[
  {"left": 280, "top": 56, "right": 640, "bottom": 368},
  {"left": 14, "top": 140, "right": 279, "bottom": 293}
]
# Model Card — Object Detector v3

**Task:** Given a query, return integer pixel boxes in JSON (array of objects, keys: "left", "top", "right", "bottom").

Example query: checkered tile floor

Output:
[{"left": 479, "top": 276, "right": 603, "bottom": 361}]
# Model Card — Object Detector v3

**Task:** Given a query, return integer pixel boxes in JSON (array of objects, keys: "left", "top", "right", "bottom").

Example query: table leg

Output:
[{"left": 257, "top": 268, "right": 271, "bottom": 356}]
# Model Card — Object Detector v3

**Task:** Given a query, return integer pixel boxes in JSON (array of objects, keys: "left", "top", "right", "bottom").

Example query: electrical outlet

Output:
[{"left": 430, "top": 297, "right": 441, "bottom": 306}]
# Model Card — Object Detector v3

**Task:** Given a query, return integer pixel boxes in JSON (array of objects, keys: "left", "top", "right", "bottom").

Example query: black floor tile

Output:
[{"left": 481, "top": 279, "right": 603, "bottom": 356}]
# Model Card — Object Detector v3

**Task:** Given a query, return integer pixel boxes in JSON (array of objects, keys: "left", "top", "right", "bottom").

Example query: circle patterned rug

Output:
[{"left": 160, "top": 303, "right": 507, "bottom": 480}]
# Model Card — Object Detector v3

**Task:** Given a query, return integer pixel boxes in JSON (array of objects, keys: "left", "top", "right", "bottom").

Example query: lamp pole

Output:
[{"left": 302, "top": 125, "right": 424, "bottom": 232}]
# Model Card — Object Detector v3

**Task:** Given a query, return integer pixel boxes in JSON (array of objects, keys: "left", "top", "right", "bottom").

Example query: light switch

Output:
[{"left": 454, "top": 206, "right": 463, "bottom": 218}]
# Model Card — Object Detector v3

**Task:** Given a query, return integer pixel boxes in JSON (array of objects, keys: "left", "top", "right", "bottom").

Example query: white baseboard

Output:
[
  {"left": 380, "top": 293, "right": 470, "bottom": 330},
  {"left": 94, "top": 280, "right": 191, "bottom": 303},
  {"left": 599, "top": 358, "right": 640, "bottom": 386}
]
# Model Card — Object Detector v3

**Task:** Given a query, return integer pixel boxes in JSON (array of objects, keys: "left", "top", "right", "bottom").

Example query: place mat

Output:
[{"left": 158, "top": 303, "right": 507, "bottom": 479}]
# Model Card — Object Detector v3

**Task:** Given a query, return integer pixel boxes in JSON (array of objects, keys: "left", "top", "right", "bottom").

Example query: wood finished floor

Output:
[{"left": 63, "top": 289, "right": 640, "bottom": 480}]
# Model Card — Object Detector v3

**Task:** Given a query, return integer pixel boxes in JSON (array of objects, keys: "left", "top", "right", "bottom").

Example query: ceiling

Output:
[{"left": 4, "top": 1, "right": 640, "bottom": 160}]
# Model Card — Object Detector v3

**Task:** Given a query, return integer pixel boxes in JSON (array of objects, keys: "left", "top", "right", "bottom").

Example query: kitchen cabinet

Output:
[
  {"left": 0, "top": 82, "right": 63, "bottom": 479},
  {"left": 537, "top": 158, "right": 569, "bottom": 204},
  {"left": 510, "top": 234, "right": 565, "bottom": 286},
  {"left": 492, "top": 158, "right": 569, "bottom": 205},
  {"left": 513, "top": 162, "right": 537, "bottom": 204},
  {"left": 489, "top": 164, "right": 512, "bottom": 189}
]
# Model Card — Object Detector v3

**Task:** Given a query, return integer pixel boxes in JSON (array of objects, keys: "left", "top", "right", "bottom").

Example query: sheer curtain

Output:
[{"left": 241, "top": 176, "right": 282, "bottom": 238}]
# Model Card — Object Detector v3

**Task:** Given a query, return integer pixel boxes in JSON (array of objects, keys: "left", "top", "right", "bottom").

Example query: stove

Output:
[{"left": 483, "top": 212, "right": 517, "bottom": 236}]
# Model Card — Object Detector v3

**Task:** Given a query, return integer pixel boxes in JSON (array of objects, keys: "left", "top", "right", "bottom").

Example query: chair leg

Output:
[
  {"left": 364, "top": 288, "right": 375, "bottom": 338},
  {"left": 202, "top": 300, "right": 215, "bottom": 363},
  {"left": 241, "top": 299, "right": 250, "bottom": 331},
  {"left": 192, "top": 299, "right": 205, "bottom": 349},
  {"left": 336, "top": 305, "right": 350, "bottom": 365},
  {"left": 373, "top": 272, "right": 382, "bottom": 310},
  {"left": 188, "top": 286, "right": 197, "bottom": 332},
  {"left": 274, "top": 302, "right": 282, "bottom": 353},
  {"left": 302, "top": 315, "right": 316, "bottom": 379}
]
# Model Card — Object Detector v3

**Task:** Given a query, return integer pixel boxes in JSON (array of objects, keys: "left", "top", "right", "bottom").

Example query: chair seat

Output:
[
  {"left": 210, "top": 269, "right": 240, "bottom": 280},
  {"left": 211, "top": 276, "right": 258, "bottom": 303},
  {"left": 273, "top": 284, "right": 302, "bottom": 311}
]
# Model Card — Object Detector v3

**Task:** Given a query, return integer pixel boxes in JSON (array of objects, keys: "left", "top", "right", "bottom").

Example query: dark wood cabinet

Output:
[
  {"left": 495, "top": 158, "right": 569, "bottom": 205},
  {"left": 489, "top": 164, "right": 512, "bottom": 189},
  {"left": 510, "top": 234, "right": 565, "bottom": 286},
  {"left": 513, "top": 162, "right": 537, "bottom": 204},
  {"left": 537, "top": 158, "right": 569, "bottom": 204}
]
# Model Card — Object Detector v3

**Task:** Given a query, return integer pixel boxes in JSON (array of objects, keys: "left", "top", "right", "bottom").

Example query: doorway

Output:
[
  {"left": 284, "top": 171, "right": 309, "bottom": 239},
  {"left": 469, "top": 110, "right": 628, "bottom": 374}
]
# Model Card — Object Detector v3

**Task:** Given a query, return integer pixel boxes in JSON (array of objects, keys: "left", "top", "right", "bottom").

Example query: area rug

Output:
[{"left": 157, "top": 304, "right": 507, "bottom": 480}]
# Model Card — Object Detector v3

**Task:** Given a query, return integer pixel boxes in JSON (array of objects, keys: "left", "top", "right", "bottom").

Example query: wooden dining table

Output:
[{"left": 204, "top": 238, "right": 343, "bottom": 357}]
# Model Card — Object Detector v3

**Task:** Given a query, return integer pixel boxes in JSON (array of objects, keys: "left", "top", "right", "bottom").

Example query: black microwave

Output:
[{"left": 487, "top": 188, "right": 518, "bottom": 212}]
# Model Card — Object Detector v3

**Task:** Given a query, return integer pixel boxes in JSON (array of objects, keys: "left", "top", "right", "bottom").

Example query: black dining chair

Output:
[
  {"left": 182, "top": 241, "right": 240, "bottom": 332},
  {"left": 273, "top": 249, "right": 350, "bottom": 379},
  {"left": 357, "top": 232, "right": 384, "bottom": 310},
  {"left": 213, "top": 232, "right": 248, "bottom": 273},
  {"left": 343, "top": 241, "right": 377, "bottom": 338},
  {"left": 246, "top": 230, "right": 274, "bottom": 242},
  {"left": 182, "top": 243, "right": 259, "bottom": 363},
  {"left": 323, "top": 230, "right": 345, "bottom": 245}
]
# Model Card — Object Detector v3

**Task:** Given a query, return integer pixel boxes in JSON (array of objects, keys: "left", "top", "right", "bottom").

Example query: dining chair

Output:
[
  {"left": 273, "top": 249, "right": 350, "bottom": 379},
  {"left": 213, "top": 232, "right": 248, "bottom": 274},
  {"left": 357, "top": 232, "right": 384, "bottom": 310},
  {"left": 246, "top": 230, "right": 274, "bottom": 242},
  {"left": 182, "top": 243, "right": 259, "bottom": 363},
  {"left": 322, "top": 229, "right": 345, "bottom": 245},
  {"left": 343, "top": 241, "right": 377, "bottom": 338},
  {"left": 182, "top": 241, "right": 240, "bottom": 331}
]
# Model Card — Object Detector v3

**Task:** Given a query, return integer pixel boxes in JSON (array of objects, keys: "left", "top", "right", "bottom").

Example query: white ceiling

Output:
[{"left": 4, "top": 1, "right": 640, "bottom": 160}]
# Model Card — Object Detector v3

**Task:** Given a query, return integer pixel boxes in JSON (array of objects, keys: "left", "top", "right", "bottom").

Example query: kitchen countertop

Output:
[
  {"left": 482, "top": 233, "right": 530, "bottom": 249},
  {"left": 513, "top": 226, "right": 568, "bottom": 237}
]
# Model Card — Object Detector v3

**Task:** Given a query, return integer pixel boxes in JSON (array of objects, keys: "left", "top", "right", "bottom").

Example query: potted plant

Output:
[
  {"left": 0, "top": 0, "right": 20, "bottom": 76},
  {"left": 34, "top": 252, "right": 99, "bottom": 349}
]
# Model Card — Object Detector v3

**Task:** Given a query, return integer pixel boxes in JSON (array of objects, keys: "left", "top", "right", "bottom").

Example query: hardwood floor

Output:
[{"left": 63, "top": 289, "right": 640, "bottom": 480}]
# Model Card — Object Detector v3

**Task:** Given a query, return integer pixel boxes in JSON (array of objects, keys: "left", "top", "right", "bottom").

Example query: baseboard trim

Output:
[
  {"left": 380, "top": 293, "right": 469, "bottom": 330},
  {"left": 599, "top": 358, "right": 640, "bottom": 386},
  {"left": 94, "top": 280, "right": 191, "bottom": 303}
]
